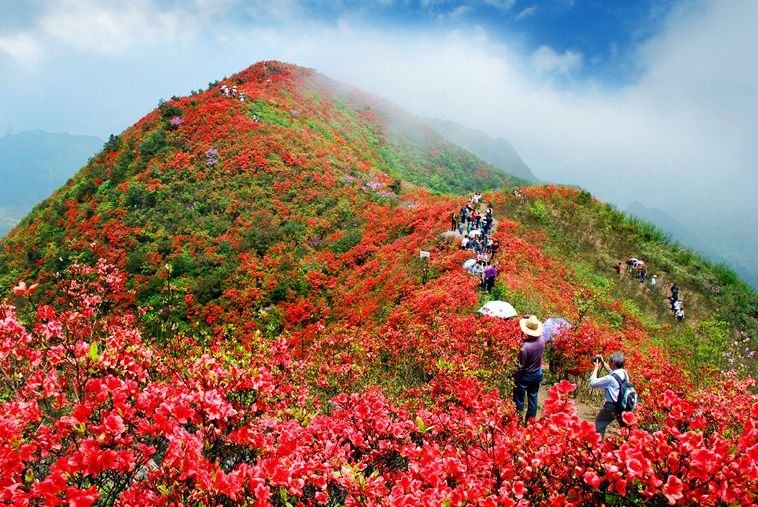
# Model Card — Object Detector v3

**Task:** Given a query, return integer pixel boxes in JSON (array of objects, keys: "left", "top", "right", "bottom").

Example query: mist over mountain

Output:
[
  {"left": 626, "top": 201, "right": 758, "bottom": 289},
  {"left": 425, "top": 118, "right": 538, "bottom": 183},
  {"left": 0, "top": 130, "right": 103, "bottom": 236}
]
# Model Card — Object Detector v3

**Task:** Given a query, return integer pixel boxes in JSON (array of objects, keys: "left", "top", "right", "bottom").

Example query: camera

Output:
[{"left": 593, "top": 356, "right": 602, "bottom": 364}]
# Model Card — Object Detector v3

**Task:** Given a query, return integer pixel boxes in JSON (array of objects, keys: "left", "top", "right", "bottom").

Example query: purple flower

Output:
[
  {"left": 205, "top": 149, "right": 219, "bottom": 167},
  {"left": 169, "top": 116, "right": 183, "bottom": 127}
]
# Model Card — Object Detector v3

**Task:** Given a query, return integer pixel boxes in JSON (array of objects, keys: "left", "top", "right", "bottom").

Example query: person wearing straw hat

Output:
[{"left": 513, "top": 315, "right": 545, "bottom": 423}]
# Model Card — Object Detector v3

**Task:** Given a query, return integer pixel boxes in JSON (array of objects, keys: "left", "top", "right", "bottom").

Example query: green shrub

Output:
[
  {"left": 125, "top": 250, "right": 151, "bottom": 274},
  {"left": 249, "top": 101, "right": 291, "bottom": 127},
  {"left": 241, "top": 222, "right": 282, "bottom": 256},
  {"left": 160, "top": 104, "right": 183, "bottom": 119},
  {"left": 192, "top": 272, "right": 224, "bottom": 304},
  {"left": 577, "top": 190, "right": 593, "bottom": 204},
  {"left": 139, "top": 130, "right": 168, "bottom": 160},
  {"left": 329, "top": 228, "right": 362, "bottom": 254},
  {"left": 529, "top": 201, "right": 550, "bottom": 225},
  {"left": 103, "top": 134, "right": 122, "bottom": 153}
]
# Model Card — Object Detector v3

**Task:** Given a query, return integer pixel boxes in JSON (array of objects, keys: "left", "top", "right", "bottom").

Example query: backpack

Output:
[{"left": 610, "top": 372, "right": 638, "bottom": 414}]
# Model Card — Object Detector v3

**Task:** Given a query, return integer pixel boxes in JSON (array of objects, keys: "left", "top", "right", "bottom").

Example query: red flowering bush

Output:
[{"left": 1, "top": 259, "right": 756, "bottom": 505}]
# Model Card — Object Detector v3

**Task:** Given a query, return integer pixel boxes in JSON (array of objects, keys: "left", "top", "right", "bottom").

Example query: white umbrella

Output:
[
  {"left": 462, "top": 259, "right": 477, "bottom": 270},
  {"left": 478, "top": 301, "right": 518, "bottom": 320},
  {"left": 469, "top": 229, "right": 482, "bottom": 236}
]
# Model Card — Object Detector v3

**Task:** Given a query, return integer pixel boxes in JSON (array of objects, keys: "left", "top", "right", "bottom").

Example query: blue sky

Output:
[{"left": 331, "top": 0, "right": 678, "bottom": 84}]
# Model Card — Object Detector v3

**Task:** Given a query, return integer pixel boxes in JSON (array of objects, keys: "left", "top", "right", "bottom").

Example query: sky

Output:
[{"left": 0, "top": 0, "right": 756, "bottom": 268}]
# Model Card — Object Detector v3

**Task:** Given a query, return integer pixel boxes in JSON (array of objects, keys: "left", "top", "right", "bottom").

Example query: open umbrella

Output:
[
  {"left": 469, "top": 229, "right": 482, "bottom": 236},
  {"left": 543, "top": 317, "right": 571, "bottom": 342},
  {"left": 478, "top": 301, "right": 518, "bottom": 320},
  {"left": 462, "top": 259, "right": 477, "bottom": 270}
]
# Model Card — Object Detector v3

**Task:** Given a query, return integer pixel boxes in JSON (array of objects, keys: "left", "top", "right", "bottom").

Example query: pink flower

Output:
[
  {"left": 12, "top": 281, "right": 38, "bottom": 296},
  {"left": 662, "top": 476, "right": 684, "bottom": 504},
  {"left": 104, "top": 414, "right": 126, "bottom": 435}
]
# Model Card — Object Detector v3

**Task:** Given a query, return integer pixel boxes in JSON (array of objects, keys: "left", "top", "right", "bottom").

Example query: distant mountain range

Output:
[
  {"left": 625, "top": 201, "right": 758, "bottom": 289},
  {"left": 425, "top": 118, "right": 539, "bottom": 183},
  {"left": 0, "top": 130, "right": 104, "bottom": 236}
]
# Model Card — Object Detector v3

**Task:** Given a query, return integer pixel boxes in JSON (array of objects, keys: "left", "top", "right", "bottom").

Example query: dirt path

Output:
[{"left": 537, "top": 382, "right": 597, "bottom": 422}]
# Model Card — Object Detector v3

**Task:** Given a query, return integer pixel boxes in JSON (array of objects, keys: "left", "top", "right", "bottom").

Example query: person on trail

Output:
[
  {"left": 484, "top": 263, "right": 498, "bottom": 293},
  {"left": 669, "top": 287, "right": 680, "bottom": 311},
  {"left": 489, "top": 239, "right": 500, "bottom": 259},
  {"left": 483, "top": 214, "right": 493, "bottom": 234},
  {"left": 472, "top": 260, "right": 485, "bottom": 279},
  {"left": 639, "top": 267, "right": 647, "bottom": 283},
  {"left": 650, "top": 275, "right": 657, "bottom": 287},
  {"left": 615, "top": 262, "right": 622, "bottom": 275},
  {"left": 513, "top": 315, "right": 545, "bottom": 423},
  {"left": 676, "top": 307, "right": 685, "bottom": 321},
  {"left": 451, "top": 212, "right": 459, "bottom": 232},
  {"left": 590, "top": 351, "right": 630, "bottom": 437},
  {"left": 461, "top": 234, "right": 469, "bottom": 250}
]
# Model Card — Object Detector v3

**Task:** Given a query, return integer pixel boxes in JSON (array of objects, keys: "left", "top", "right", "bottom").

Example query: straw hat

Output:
[{"left": 519, "top": 315, "right": 544, "bottom": 337}]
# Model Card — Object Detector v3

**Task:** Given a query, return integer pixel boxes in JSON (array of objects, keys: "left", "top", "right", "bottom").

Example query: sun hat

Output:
[{"left": 519, "top": 315, "right": 544, "bottom": 337}]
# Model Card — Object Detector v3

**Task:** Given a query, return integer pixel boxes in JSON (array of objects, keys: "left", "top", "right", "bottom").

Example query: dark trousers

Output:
[
  {"left": 513, "top": 372, "right": 542, "bottom": 421},
  {"left": 595, "top": 402, "right": 619, "bottom": 437},
  {"left": 484, "top": 276, "right": 495, "bottom": 293}
]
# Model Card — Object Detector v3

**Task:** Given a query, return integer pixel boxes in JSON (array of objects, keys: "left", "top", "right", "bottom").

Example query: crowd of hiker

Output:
[
  {"left": 453, "top": 196, "right": 500, "bottom": 293},
  {"left": 617, "top": 257, "right": 651, "bottom": 284},
  {"left": 447, "top": 192, "right": 636, "bottom": 436},
  {"left": 220, "top": 84, "right": 246, "bottom": 102},
  {"left": 615, "top": 257, "right": 685, "bottom": 321},
  {"left": 669, "top": 283, "right": 685, "bottom": 321}
]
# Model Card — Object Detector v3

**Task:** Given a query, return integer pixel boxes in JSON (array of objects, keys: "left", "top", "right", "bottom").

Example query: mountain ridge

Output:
[{"left": 425, "top": 117, "right": 539, "bottom": 183}]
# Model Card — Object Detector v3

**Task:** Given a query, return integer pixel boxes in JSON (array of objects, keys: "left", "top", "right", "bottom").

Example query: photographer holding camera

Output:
[{"left": 590, "top": 351, "right": 630, "bottom": 437}]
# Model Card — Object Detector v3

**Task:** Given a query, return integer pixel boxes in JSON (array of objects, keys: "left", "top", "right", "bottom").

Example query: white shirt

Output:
[{"left": 590, "top": 368, "right": 629, "bottom": 404}]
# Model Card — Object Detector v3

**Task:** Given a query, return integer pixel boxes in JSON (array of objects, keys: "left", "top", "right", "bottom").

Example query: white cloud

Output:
[
  {"left": 35, "top": 0, "right": 196, "bottom": 54},
  {"left": 0, "top": 32, "right": 42, "bottom": 61},
  {"left": 0, "top": 0, "right": 212, "bottom": 60},
  {"left": 516, "top": 5, "right": 538, "bottom": 20},
  {"left": 531, "top": 45, "right": 583, "bottom": 75},
  {"left": 483, "top": 0, "right": 516, "bottom": 11}
]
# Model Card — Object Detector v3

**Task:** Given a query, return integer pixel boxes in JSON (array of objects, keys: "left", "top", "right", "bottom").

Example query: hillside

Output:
[
  {"left": 0, "top": 62, "right": 756, "bottom": 506},
  {"left": 426, "top": 117, "right": 539, "bottom": 183},
  {"left": 0, "top": 130, "right": 103, "bottom": 236}
]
